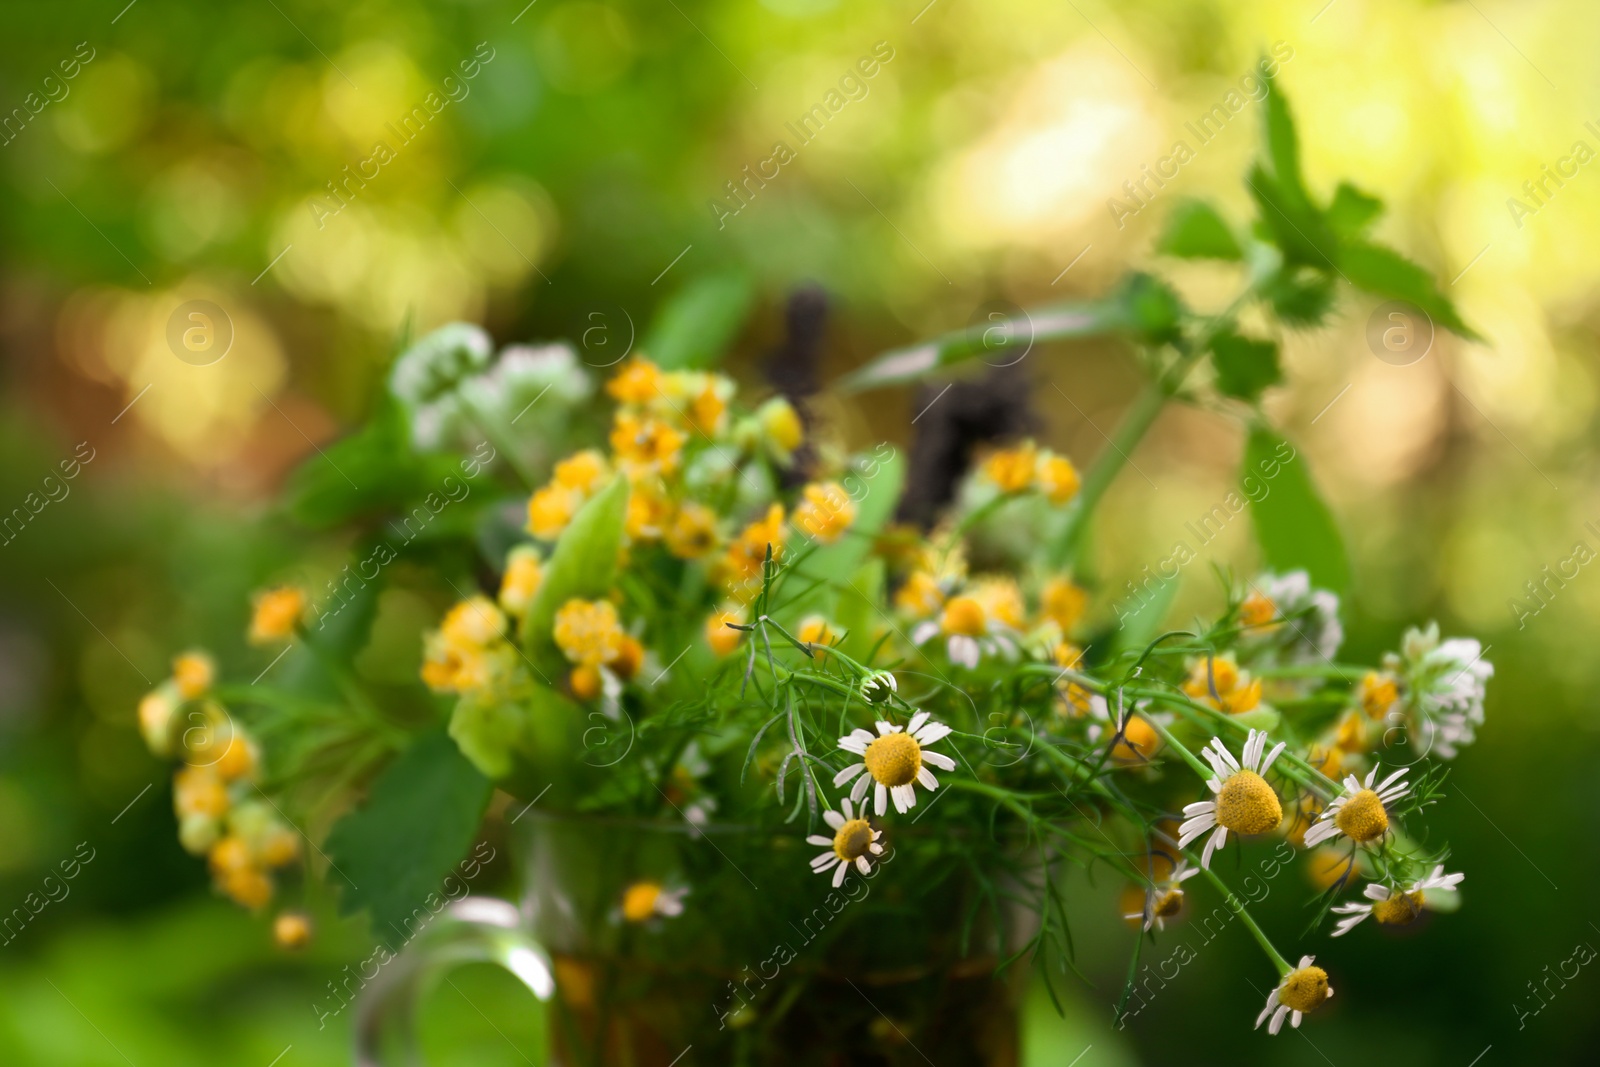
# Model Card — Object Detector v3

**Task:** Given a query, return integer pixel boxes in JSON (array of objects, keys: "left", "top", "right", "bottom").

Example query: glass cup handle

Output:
[{"left": 354, "top": 897, "right": 555, "bottom": 1066}]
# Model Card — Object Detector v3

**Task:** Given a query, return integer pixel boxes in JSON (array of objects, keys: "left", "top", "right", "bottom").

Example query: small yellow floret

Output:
[
  {"left": 793, "top": 482, "right": 857, "bottom": 545},
  {"left": 863, "top": 731, "right": 922, "bottom": 787},
  {"left": 249, "top": 587, "right": 307, "bottom": 645},
  {"left": 705, "top": 607, "right": 743, "bottom": 657},
  {"left": 553, "top": 599, "right": 624, "bottom": 667},
  {"left": 894, "top": 571, "right": 944, "bottom": 617},
  {"left": 621, "top": 881, "right": 663, "bottom": 922},
  {"left": 173, "top": 651, "right": 215, "bottom": 700},
  {"left": 665, "top": 502, "right": 718, "bottom": 559},
  {"left": 1039, "top": 577, "right": 1087, "bottom": 632},
  {"left": 1214, "top": 770, "right": 1283, "bottom": 835},
  {"left": 984, "top": 443, "right": 1037, "bottom": 494},
  {"left": 498, "top": 546, "right": 544, "bottom": 616},
  {"left": 274, "top": 912, "right": 313, "bottom": 950},
  {"left": 1035, "top": 454, "right": 1080, "bottom": 504},
  {"left": 527, "top": 484, "right": 579, "bottom": 540},
  {"left": 607, "top": 357, "right": 663, "bottom": 406},
  {"left": 1334, "top": 789, "right": 1390, "bottom": 842}
]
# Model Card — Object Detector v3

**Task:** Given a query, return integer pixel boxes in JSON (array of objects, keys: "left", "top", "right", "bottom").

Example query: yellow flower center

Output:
[
  {"left": 832, "top": 819, "right": 874, "bottom": 862},
  {"left": 1214, "top": 770, "right": 1283, "bottom": 835},
  {"left": 1278, "top": 965, "right": 1331, "bottom": 1014},
  {"left": 1152, "top": 887, "right": 1184, "bottom": 918},
  {"left": 621, "top": 882, "right": 662, "bottom": 922},
  {"left": 941, "top": 596, "right": 986, "bottom": 636},
  {"left": 863, "top": 731, "right": 922, "bottom": 787},
  {"left": 1239, "top": 591, "right": 1277, "bottom": 628},
  {"left": 1334, "top": 788, "right": 1389, "bottom": 842},
  {"left": 1373, "top": 890, "right": 1425, "bottom": 926}
]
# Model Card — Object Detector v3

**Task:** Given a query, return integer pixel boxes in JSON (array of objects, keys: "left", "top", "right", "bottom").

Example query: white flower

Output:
[
  {"left": 458, "top": 342, "right": 593, "bottom": 423},
  {"left": 1123, "top": 859, "right": 1201, "bottom": 931},
  {"left": 1256, "top": 955, "right": 1333, "bottom": 1034},
  {"left": 1331, "top": 865, "right": 1464, "bottom": 937},
  {"left": 1241, "top": 571, "right": 1343, "bottom": 664},
  {"left": 1385, "top": 622, "right": 1493, "bottom": 759},
  {"left": 807, "top": 798, "right": 885, "bottom": 887},
  {"left": 833, "top": 711, "right": 957, "bottom": 815},
  {"left": 1177, "top": 729, "right": 1287, "bottom": 869},
  {"left": 390, "top": 323, "right": 493, "bottom": 409},
  {"left": 1302, "top": 765, "right": 1410, "bottom": 848}
]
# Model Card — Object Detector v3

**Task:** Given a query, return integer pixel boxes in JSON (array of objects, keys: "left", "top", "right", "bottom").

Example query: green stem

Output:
[
  {"left": 1143, "top": 715, "right": 1215, "bottom": 781},
  {"left": 1197, "top": 865, "right": 1292, "bottom": 977}
]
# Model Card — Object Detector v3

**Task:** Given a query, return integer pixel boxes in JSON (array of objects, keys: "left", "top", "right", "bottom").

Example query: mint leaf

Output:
[
  {"left": 1157, "top": 200, "right": 1242, "bottom": 261},
  {"left": 325, "top": 729, "right": 492, "bottom": 945},
  {"left": 1337, "top": 241, "right": 1480, "bottom": 340},
  {"left": 1210, "top": 333, "right": 1282, "bottom": 401},
  {"left": 1243, "top": 426, "right": 1350, "bottom": 594},
  {"left": 1260, "top": 268, "right": 1337, "bottom": 328},
  {"left": 1324, "top": 182, "right": 1384, "bottom": 239}
]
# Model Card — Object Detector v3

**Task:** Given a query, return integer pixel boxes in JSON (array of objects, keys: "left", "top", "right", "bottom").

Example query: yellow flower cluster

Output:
[
  {"left": 792, "top": 482, "right": 857, "bottom": 545},
  {"left": 527, "top": 449, "right": 612, "bottom": 540},
  {"left": 1182, "top": 655, "right": 1263, "bottom": 714},
  {"left": 981, "top": 441, "right": 1081, "bottom": 504},
  {"left": 422, "top": 596, "right": 514, "bottom": 694},
  {"left": 498, "top": 545, "right": 544, "bottom": 616},
  {"left": 248, "top": 586, "right": 307, "bottom": 645},
  {"left": 137, "top": 649, "right": 300, "bottom": 914},
  {"left": 553, "top": 598, "right": 643, "bottom": 699}
]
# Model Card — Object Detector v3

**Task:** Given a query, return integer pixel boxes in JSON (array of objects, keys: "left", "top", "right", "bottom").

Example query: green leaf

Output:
[
  {"left": 1323, "top": 182, "right": 1383, "bottom": 239},
  {"left": 1156, "top": 200, "right": 1242, "bottom": 261},
  {"left": 521, "top": 476, "right": 630, "bottom": 658},
  {"left": 643, "top": 272, "right": 755, "bottom": 370},
  {"left": 1261, "top": 68, "right": 1310, "bottom": 206},
  {"left": 324, "top": 728, "right": 492, "bottom": 944},
  {"left": 1210, "top": 332, "right": 1282, "bottom": 401},
  {"left": 1248, "top": 163, "right": 1336, "bottom": 269},
  {"left": 284, "top": 396, "right": 467, "bottom": 530},
  {"left": 838, "top": 273, "right": 1183, "bottom": 393},
  {"left": 1337, "top": 241, "right": 1480, "bottom": 340},
  {"left": 1242, "top": 425, "right": 1350, "bottom": 594},
  {"left": 1260, "top": 267, "right": 1338, "bottom": 328}
]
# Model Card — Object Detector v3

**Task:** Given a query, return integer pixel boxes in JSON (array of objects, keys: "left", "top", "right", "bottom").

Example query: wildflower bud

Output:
[{"left": 274, "top": 911, "right": 313, "bottom": 950}]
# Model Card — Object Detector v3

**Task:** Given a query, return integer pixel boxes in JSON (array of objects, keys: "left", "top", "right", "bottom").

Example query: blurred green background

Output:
[{"left": 3, "top": 0, "right": 1597, "bottom": 1063}]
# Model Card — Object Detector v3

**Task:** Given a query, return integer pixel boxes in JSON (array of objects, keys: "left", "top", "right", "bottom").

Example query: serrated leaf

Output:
[
  {"left": 1210, "top": 332, "right": 1282, "bottom": 401},
  {"left": 838, "top": 274, "right": 1183, "bottom": 393},
  {"left": 1260, "top": 268, "right": 1338, "bottom": 328},
  {"left": 1157, "top": 200, "right": 1242, "bottom": 261},
  {"left": 1243, "top": 426, "right": 1350, "bottom": 594},
  {"left": 1337, "top": 241, "right": 1480, "bottom": 340},
  {"left": 643, "top": 272, "right": 754, "bottom": 370},
  {"left": 324, "top": 728, "right": 492, "bottom": 944},
  {"left": 521, "top": 476, "right": 630, "bottom": 658},
  {"left": 1324, "top": 182, "right": 1383, "bottom": 239},
  {"left": 1248, "top": 163, "right": 1336, "bottom": 269},
  {"left": 1261, "top": 71, "right": 1309, "bottom": 205}
]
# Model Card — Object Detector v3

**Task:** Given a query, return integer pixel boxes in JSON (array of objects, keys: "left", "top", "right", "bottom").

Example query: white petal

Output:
[
  {"left": 807, "top": 835, "right": 834, "bottom": 846},
  {"left": 913, "top": 722, "right": 953, "bottom": 745},
  {"left": 1201, "top": 825, "right": 1225, "bottom": 868},
  {"left": 851, "top": 774, "right": 871, "bottom": 804},
  {"left": 1269, "top": 1004, "right": 1290, "bottom": 1035},
  {"left": 822, "top": 805, "right": 848, "bottom": 829},
  {"left": 916, "top": 767, "right": 938, "bottom": 790},
  {"left": 841, "top": 798, "right": 855, "bottom": 820},
  {"left": 874, "top": 782, "right": 888, "bottom": 816},
  {"left": 1182, "top": 800, "right": 1217, "bottom": 817},
  {"left": 855, "top": 856, "right": 871, "bottom": 875},
  {"left": 833, "top": 861, "right": 849, "bottom": 887},
  {"left": 923, "top": 752, "right": 956, "bottom": 771},
  {"left": 833, "top": 764, "right": 866, "bottom": 787},
  {"left": 911, "top": 621, "right": 939, "bottom": 645},
  {"left": 1260, "top": 741, "right": 1287, "bottom": 775},
  {"left": 1301, "top": 821, "right": 1337, "bottom": 847},
  {"left": 1255, "top": 991, "right": 1280, "bottom": 1028},
  {"left": 907, "top": 710, "right": 930, "bottom": 735},
  {"left": 869, "top": 843, "right": 883, "bottom": 855},
  {"left": 875, "top": 720, "right": 896, "bottom": 736},
  {"left": 1290, "top": 1010, "right": 1303, "bottom": 1029},
  {"left": 812, "top": 853, "right": 838, "bottom": 870}
]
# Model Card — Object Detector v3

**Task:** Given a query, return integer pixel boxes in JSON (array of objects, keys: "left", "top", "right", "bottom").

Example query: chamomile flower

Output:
[
  {"left": 1177, "top": 730, "right": 1287, "bottom": 869},
  {"left": 910, "top": 593, "right": 1016, "bottom": 669},
  {"left": 833, "top": 711, "right": 956, "bottom": 815},
  {"left": 792, "top": 481, "right": 857, "bottom": 545},
  {"left": 1123, "top": 859, "right": 1201, "bottom": 931},
  {"left": 1331, "top": 865, "right": 1464, "bottom": 937},
  {"left": 1181, "top": 654, "right": 1263, "bottom": 714},
  {"left": 860, "top": 670, "right": 897, "bottom": 703},
  {"left": 1302, "top": 765, "right": 1410, "bottom": 848},
  {"left": 1256, "top": 956, "right": 1333, "bottom": 1035},
  {"left": 807, "top": 797, "right": 885, "bottom": 887}
]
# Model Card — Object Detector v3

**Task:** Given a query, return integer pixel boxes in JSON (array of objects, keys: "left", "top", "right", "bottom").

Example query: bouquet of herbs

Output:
[{"left": 137, "top": 76, "right": 1487, "bottom": 1053}]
